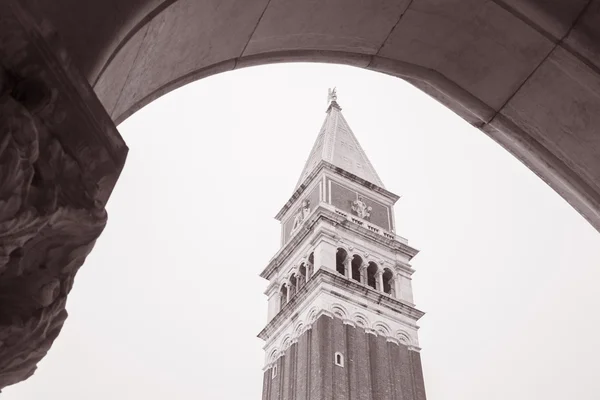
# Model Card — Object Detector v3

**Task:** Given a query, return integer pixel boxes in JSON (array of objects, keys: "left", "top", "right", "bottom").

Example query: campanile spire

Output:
[
  {"left": 295, "top": 89, "right": 385, "bottom": 189},
  {"left": 259, "top": 91, "right": 427, "bottom": 400}
]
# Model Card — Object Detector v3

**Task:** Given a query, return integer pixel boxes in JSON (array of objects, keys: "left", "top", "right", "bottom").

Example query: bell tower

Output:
[{"left": 259, "top": 90, "right": 427, "bottom": 400}]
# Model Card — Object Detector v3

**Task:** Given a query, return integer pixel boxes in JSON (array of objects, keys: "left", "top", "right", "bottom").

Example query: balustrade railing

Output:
[{"left": 326, "top": 204, "right": 408, "bottom": 244}]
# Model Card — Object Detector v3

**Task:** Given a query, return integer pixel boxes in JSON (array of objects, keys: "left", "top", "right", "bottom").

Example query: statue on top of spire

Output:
[{"left": 327, "top": 87, "right": 337, "bottom": 105}]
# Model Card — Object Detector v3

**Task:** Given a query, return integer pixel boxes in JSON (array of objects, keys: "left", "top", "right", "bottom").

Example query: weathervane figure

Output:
[{"left": 327, "top": 87, "right": 337, "bottom": 105}]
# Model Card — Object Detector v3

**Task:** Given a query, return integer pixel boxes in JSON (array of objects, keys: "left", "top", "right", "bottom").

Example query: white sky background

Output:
[{"left": 5, "top": 64, "right": 600, "bottom": 399}]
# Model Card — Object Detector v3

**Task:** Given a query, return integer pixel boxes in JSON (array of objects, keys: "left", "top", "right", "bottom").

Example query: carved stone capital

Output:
[{"left": 0, "top": 1, "right": 127, "bottom": 390}]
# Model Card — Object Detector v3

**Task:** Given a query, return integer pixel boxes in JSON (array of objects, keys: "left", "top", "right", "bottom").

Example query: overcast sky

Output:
[{"left": 5, "top": 64, "right": 600, "bottom": 399}]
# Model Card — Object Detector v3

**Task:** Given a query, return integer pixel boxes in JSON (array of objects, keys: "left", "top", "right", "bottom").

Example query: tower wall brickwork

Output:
[{"left": 262, "top": 315, "right": 426, "bottom": 400}]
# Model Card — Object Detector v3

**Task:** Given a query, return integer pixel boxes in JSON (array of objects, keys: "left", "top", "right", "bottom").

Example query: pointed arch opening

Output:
[
  {"left": 351, "top": 255, "right": 362, "bottom": 283},
  {"left": 336, "top": 248, "right": 348, "bottom": 276},
  {"left": 307, "top": 252, "right": 314, "bottom": 278}
]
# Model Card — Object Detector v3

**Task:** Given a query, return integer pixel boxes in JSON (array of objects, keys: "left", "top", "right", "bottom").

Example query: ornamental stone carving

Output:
[
  {"left": 351, "top": 195, "right": 372, "bottom": 219},
  {"left": 290, "top": 199, "right": 311, "bottom": 235},
  {"left": 0, "top": 2, "right": 127, "bottom": 390}
]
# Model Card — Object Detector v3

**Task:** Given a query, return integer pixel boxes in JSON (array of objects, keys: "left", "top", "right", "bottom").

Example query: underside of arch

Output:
[{"left": 1, "top": 0, "right": 600, "bottom": 392}]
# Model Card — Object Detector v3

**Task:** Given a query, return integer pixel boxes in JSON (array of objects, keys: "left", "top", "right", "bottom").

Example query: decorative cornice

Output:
[
  {"left": 323, "top": 161, "right": 399, "bottom": 202},
  {"left": 258, "top": 269, "right": 425, "bottom": 342},
  {"left": 396, "top": 261, "right": 416, "bottom": 276},
  {"left": 325, "top": 273, "right": 425, "bottom": 321},
  {"left": 260, "top": 270, "right": 424, "bottom": 368},
  {"left": 276, "top": 162, "right": 327, "bottom": 221},
  {"left": 261, "top": 206, "right": 419, "bottom": 281},
  {"left": 276, "top": 160, "right": 400, "bottom": 221}
]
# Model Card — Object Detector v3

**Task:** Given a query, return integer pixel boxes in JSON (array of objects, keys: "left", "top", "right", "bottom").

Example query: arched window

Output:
[
  {"left": 334, "top": 352, "right": 344, "bottom": 367},
  {"left": 298, "top": 264, "right": 307, "bottom": 289},
  {"left": 367, "top": 262, "right": 378, "bottom": 290},
  {"left": 382, "top": 268, "right": 394, "bottom": 295},
  {"left": 336, "top": 248, "right": 347, "bottom": 276},
  {"left": 280, "top": 284, "right": 288, "bottom": 310},
  {"left": 351, "top": 255, "right": 362, "bottom": 283},
  {"left": 307, "top": 252, "right": 314, "bottom": 278},
  {"left": 272, "top": 364, "right": 278, "bottom": 378},
  {"left": 289, "top": 274, "right": 297, "bottom": 298}
]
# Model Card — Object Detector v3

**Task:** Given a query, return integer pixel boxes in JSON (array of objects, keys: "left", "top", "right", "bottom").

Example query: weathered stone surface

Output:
[
  {"left": 93, "top": 24, "right": 150, "bottom": 119},
  {"left": 502, "top": 46, "right": 600, "bottom": 195},
  {"left": 500, "top": 0, "right": 588, "bottom": 39},
  {"left": 2, "top": 0, "right": 600, "bottom": 392},
  {"left": 107, "top": 0, "right": 269, "bottom": 122},
  {"left": 0, "top": 0, "right": 127, "bottom": 390},
  {"left": 243, "top": 0, "right": 411, "bottom": 56},
  {"left": 563, "top": 0, "right": 600, "bottom": 70},
  {"left": 57, "top": 0, "right": 600, "bottom": 238},
  {"left": 20, "top": 0, "right": 168, "bottom": 82},
  {"left": 379, "top": 0, "right": 554, "bottom": 110}
]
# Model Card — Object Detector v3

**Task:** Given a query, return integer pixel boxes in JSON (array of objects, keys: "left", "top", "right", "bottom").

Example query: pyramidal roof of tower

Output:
[{"left": 295, "top": 97, "right": 385, "bottom": 189}]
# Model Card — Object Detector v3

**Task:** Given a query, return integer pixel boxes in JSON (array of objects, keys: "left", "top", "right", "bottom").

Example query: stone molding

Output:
[
  {"left": 259, "top": 269, "right": 423, "bottom": 368},
  {"left": 261, "top": 205, "right": 418, "bottom": 281},
  {"left": 262, "top": 305, "right": 420, "bottom": 369},
  {"left": 276, "top": 160, "right": 400, "bottom": 221},
  {"left": 265, "top": 215, "right": 417, "bottom": 303}
]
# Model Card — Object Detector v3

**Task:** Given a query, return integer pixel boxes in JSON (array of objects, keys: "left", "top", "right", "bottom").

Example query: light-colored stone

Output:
[
  {"left": 6, "top": 0, "right": 600, "bottom": 390},
  {"left": 243, "top": 0, "right": 411, "bottom": 56},
  {"left": 502, "top": 46, "right": 600, "bottom": 192},
  {"left": 110, "top": 0, "right": 269, "bottom": 121},
  {"left": 379, "top": 0, "right": 554, "bottom": 109}
]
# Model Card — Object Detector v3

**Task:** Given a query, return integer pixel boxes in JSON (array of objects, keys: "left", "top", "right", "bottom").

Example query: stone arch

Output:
[
  {"left": 294, "top": 322, "right": 304, "bottom": 337},
  {"left": 82, "top": 4, "right": 600, "bottom": 230},
  {"left": 353, "top": 313, "right": 370, "bottom": 329},
  {"left": 298, "top": 263, "right": 307, "bottom": 289},
  {"left": 373, "top": 322, "right": 392, "bottom": 337},
  {"left": 351, "top": 254, "right": 363, "bottom": 283},
  {"left": 336, "top": 248, "right": 348, "bottom": 276},
  {"left": 330, "top": 304, "right": 349, "bottom": 320},
  {"left": 306, "top": 307, "right": 318, "bottom": 325},
  {"left": 287, "top": 266, "right": 299, "bottom": 280},
  {"left": 382, "top": 268, "right": 395, "bottom": 296},
  {"left": 279, "top": 283, "right": 288, "bottom": 311},
  {"left": 367, "top": 261, "right": 379, "bottom": 290},
  {"left": 396, "top": 331, "right": 412, "bottom": 346},
  {"left": 6, "top": 0, "right": 600, "bottom": 389},
  {"left": 288, "top": 273, "right": 297, "bottom": 297},
  {"left": 268, "top": 348, "right": 280, "bottom": 365},
  {"left": 281, "top": 335, "right": 292, "bottom": 350}
]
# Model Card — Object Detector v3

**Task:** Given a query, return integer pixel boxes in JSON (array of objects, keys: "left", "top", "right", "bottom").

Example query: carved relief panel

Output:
[
  {"left": 326, "top": 178, "right": 392, "bottom": 231},
  {"left": 282, "top": 183, "right": 321, "bottom": 243}
]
